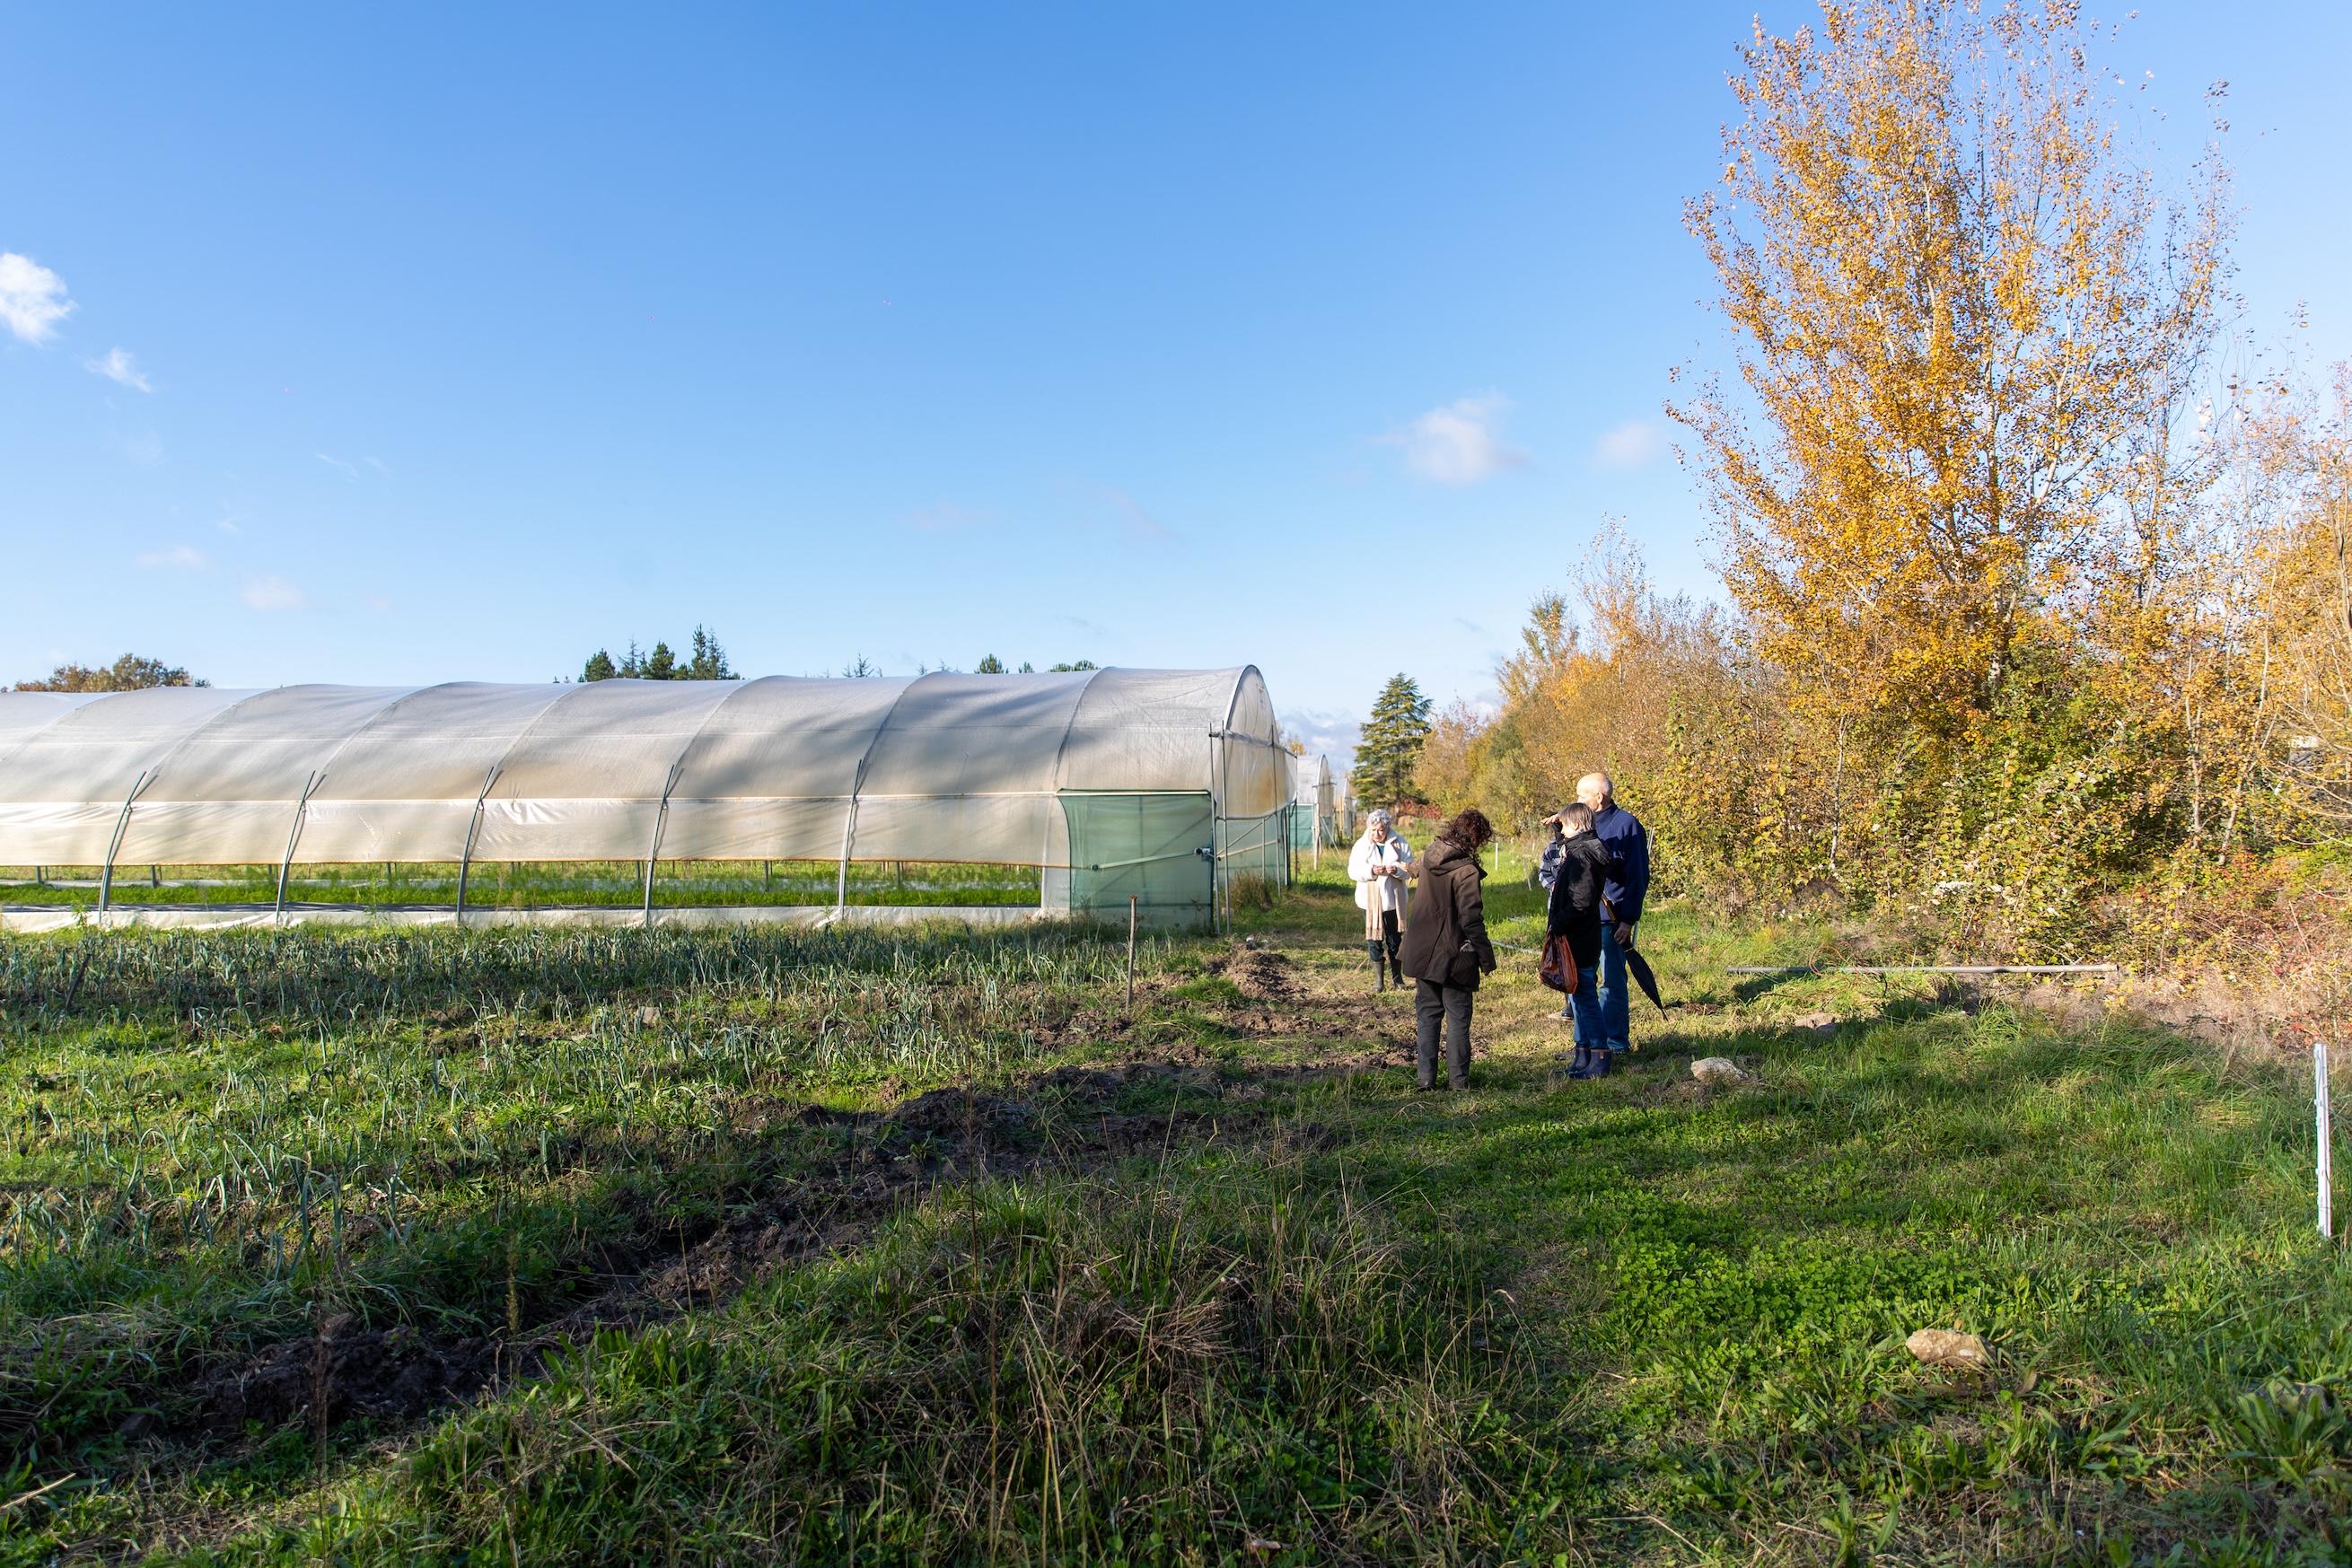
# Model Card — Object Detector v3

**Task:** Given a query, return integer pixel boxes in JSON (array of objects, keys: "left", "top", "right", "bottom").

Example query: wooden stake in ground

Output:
[
  {"left": 311, "top": 1294, "right": 331, "bottom": 1471},
  {"left": 2318, "top": 1040, "right": 2335, "bottom": 1240},
  {"left": 1127, "top": 895, "right": 1137, "bottom": 1013}
]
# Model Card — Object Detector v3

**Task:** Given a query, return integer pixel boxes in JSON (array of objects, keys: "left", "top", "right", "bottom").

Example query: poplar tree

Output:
[{"left": 1671, "top": 0, "right": 2229, "bottom": 735}]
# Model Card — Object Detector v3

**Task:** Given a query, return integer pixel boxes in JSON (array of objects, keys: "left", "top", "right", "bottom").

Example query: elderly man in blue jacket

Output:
[{"left": 1541, "top": 771, "right": 1649, "bottom": 1077}]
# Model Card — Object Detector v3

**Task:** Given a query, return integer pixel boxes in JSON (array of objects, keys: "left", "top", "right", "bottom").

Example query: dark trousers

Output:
[
  {"left": 1368, "top": 909, "right": 1400, "bottom": 962},
  {"left": 1415, "top": 979, "right": 1474, "bottom": 1089}
]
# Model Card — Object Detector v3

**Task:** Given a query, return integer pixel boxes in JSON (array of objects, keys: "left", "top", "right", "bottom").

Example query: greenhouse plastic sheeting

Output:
[{"left": 0, "top": 668, "right": 1294, "bottom": 915}]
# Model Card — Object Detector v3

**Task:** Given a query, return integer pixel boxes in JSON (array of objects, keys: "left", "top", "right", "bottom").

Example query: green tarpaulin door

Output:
[{"left": 1059, "top": 790, "right": 1213, "bottom": 927}]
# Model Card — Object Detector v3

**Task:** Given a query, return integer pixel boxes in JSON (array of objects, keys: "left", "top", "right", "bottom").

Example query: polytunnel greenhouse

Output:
[{"left": 0, "top": 667, "right": 1294, "bottom": 933}]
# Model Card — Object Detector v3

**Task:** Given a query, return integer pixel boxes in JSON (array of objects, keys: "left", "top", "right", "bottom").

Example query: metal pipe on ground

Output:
[{"left": 1725, "top": 964, "right": 2118, "bottom": 976}]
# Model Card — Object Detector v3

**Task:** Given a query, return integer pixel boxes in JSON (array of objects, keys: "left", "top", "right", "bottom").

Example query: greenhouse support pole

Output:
[
  {"left": 834, "top": 798, "right": 859, "bottom": 914},
  {"left": 642, "top": 758, "right": 686, "bottom": 929},
  {"left": 1127, "top": 895, "right": 1137, "bottom": 1013},
  {"left": 272, "top": 771, "right": 326, "bottom": 926},
  {"left": 453, "top": 765, "right": 502, "bottom": 925},
  {"left": 1213, "top": 733, "right": 1232, "bottom": 940},
  {"left": 97, "top": 769, "right": 156, "bottom": 919},
  {"left": 835, "top": 680, "right": 924, "bottom": 916}
]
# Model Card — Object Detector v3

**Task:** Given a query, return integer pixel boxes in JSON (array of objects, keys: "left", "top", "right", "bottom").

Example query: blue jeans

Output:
[
  {"left": 1593, "top": 924, "right": 1631, "bottom": 1051},
  {"left": 1567, "top": 959, "right": 1602, "bottom": 1047}
]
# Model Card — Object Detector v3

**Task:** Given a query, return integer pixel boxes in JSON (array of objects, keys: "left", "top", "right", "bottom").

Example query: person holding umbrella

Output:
[
  {"left": 1543, "top": 802, "right": 1616, "bottom": 1078},
  {"left": 1543, "top": 772, "right": 1654, "bottom": 1073}
]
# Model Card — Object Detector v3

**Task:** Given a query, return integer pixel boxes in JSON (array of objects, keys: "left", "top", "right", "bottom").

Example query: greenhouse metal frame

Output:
[{"left": 0, "top": 667, "right": 1294, "bottom": 933}]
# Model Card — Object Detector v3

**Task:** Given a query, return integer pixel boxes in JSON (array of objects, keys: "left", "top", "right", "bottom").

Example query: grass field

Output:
[{"left": 2, "top": 868, "right": 2346, "bottom": 1564}]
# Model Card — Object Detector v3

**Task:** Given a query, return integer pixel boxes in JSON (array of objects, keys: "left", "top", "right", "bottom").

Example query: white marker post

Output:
[{"left": 2318, "top": 1040, "right": 2335, "bottom": 1241}]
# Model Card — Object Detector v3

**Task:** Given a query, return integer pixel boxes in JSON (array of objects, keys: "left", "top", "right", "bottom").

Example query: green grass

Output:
[{"left": 3, "top": 887, "right": 2348, "bottom": 1564}]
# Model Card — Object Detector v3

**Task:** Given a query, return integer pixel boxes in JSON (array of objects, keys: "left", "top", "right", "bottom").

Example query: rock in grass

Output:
[
  {"left": 638, "top": 1005, "right": 663, "bottom": 1028},
  {"left": 1792, "top": 1011, "right": 1837, "bottom": 1033},
  {"left": 1691, "top": 1057, "right": 1754, "bottom": 1085},
  {"left": 1906, "top": 1328, "right": 1992, "bottom": 1371}
]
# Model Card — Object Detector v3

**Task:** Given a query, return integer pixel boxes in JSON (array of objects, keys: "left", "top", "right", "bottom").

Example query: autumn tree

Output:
[
  {"left": 2245, "top": 362, "right": 2352, "bottom": 826},
  {"left": 1672, "top": 0, "right": 2229, "bottom": 736},
  {"left": 15, "top": 653, "right": 205, "bottom": 691}
]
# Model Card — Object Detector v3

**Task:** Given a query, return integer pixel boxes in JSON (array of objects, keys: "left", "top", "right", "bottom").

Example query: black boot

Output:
[
  {"left": 1561, "top": 1044, "right": 1592, "bottom": 1079},
  {"left": 1390, "top": 953, "right": 1405, "bottom": 987},
  {"left": 1368, "top": 942, "right": 1387, "bottom": 992},
  {"left": 1584, "top": 1047, "right": 1613, "bottom": 1079}
]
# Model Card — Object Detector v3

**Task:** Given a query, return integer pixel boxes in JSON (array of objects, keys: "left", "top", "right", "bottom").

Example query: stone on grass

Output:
[
  {"left": 638, "top": 1005, "right": 663, "bottom": 1028},
  {"left": 1792, "top": 1011, "right": 1838, "bottom": 1033},
  {"left": 1906, "top": 1328, "right": 1992, "bottom": 1372},
  {"left": 1690, "top": 1057, "right": 1754, "bottom": 1085}
]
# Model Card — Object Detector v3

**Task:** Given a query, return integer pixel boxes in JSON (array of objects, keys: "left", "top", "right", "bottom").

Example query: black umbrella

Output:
[{"left": 1623, "top": 944, "right": 1671, "bottom": 1016}]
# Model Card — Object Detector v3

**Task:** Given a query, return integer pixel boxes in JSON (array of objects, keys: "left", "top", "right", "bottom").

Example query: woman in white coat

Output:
[{"left": 1348, "top": 808, "right": 1416, "bottom": 991}]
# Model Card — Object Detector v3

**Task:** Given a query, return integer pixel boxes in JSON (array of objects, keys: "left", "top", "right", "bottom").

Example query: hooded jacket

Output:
[
  {"left": 1399, "top": 836, "right": 1497, "bottom": 989},
  {"left": 1544, "top": 833, "right": 1616, "bottom": 969}
]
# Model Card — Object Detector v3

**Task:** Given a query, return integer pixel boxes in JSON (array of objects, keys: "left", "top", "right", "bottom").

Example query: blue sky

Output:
[{"left": 5, "top": 3, "right": 2348, "bottom": 763}]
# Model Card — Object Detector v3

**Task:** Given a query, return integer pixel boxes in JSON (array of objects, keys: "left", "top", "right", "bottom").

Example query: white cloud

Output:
[
  {"left": 1593, "top": 420, "right": 1666, "bottom": 470},
  {"left": 902, "top": 502, "right": 991, "bottom": 532},
  {"left": 0, "top": 252, "right": 73, "bottom": 344},
  {"left": 1281, "top": 708, "right": 1363, "bottom": 775},
  {"left": 1388, "top": 393, "right": 1526, "bottom": 486},
  {"left": 136, "top": 545, "right": 210, "bottom": 571},
  {"left": 87, "top": 347, "right": 151, "bottom": 390},
  {"left": 318, "top": 453, "right": 361, "bottom": 480},
  {"left": 241, "top": 574, "right": 308, "bottom": 611}
]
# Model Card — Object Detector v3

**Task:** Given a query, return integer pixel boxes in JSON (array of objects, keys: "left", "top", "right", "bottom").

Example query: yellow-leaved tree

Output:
[{"left": 1671, "top": 0, "right": 2230, "bottom": 740}]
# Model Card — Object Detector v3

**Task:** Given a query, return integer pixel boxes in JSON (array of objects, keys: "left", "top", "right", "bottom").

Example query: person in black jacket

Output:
[
  {"left": 1544, "top": 802, "right": 1617, "bottom": 1079},
  {"left": 1399, "top": 808, "right": 1498, "bottom": 1091}
]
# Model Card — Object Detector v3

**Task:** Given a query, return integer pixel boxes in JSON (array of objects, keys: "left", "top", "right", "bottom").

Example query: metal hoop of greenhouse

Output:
[{"left": 0, "top": 667, "right": 1295, "bottom": 933}]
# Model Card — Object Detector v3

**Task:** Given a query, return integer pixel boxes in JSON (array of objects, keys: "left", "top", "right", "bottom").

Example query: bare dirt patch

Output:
[{"left": 164, "top": 1057, "right": 1300, "bottom": 1455}]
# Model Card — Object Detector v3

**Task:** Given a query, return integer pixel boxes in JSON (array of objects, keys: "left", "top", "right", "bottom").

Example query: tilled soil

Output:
[
  {"left": 174, "top": 1056, "right": 1302, "bottom": 1450},
  {"left": 197, "top": 1319, "right": 499, "bottom": 1433}
]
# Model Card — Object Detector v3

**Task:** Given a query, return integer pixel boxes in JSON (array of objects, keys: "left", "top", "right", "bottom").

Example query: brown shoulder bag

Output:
[{"left": 1538, "top": 933, "right": 1580, "bottom": 994}]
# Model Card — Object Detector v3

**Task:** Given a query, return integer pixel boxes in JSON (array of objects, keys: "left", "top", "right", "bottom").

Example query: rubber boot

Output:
[
  {"left": 1368, "top": 942, "right": 1387, "bottom": 993},
  {"left": 1562, "top": 1044, "right": 1593, "bottom": 1079},
  {"left": 1390, "top": 952, "right": 1405, "bottom": 988},
  {"left": 1583, "top": 1048, "right": 1614, "bottom": 1079}
]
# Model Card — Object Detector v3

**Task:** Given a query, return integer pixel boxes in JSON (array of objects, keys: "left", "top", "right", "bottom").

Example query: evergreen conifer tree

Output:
[
  {"left": 1350, "top": 673, "right": 1433, "bottom": 810},
  {"left": 684, "top": 626, "right": 735, "bottom": 679}
]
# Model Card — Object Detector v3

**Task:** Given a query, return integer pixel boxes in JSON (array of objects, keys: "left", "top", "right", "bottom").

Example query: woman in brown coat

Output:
[{"left": 1399, "top": 807, "right": 1498, "bottom": 1091}]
